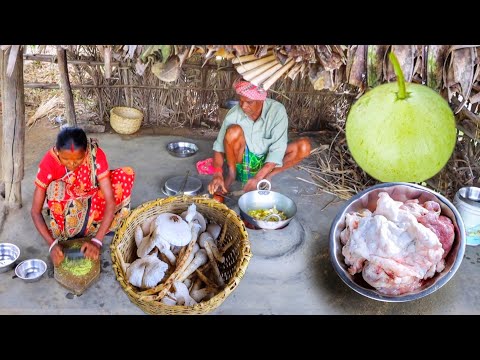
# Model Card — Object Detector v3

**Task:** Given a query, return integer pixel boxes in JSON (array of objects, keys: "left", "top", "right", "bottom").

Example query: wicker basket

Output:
[
  {"left": 111, "top": 195, "right": 252, "bottom": 315},
  {"left": 110, "top": 106, "right": 143, "bottom": 135}
]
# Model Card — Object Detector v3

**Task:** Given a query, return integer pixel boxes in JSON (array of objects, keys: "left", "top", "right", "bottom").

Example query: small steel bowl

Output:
[
  {"left": 0, "top": 243, "right": 20, "bottom": 273},
  {"left": 166, "top": 141, "right": 199, "bottom": 158},
  {"left": 329, "top": 182, "right": 466, "bottom": 302},
  {"left": 15, "top": 259, "right": 47, "bottom": 282}
]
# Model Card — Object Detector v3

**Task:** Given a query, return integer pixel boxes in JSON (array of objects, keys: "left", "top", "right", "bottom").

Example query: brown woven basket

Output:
[
  {"left": 111, "top": 195, "right": 252, "bottom": 315},
  {"left": 110, "top": 106, "right": 143, "bottom": 135}
]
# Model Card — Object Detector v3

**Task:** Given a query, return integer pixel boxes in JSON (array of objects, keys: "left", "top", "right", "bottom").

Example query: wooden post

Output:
[
  {"left": 1, "top": 46, "right": 25, "bottom": 209},
  {"left": 122, "top": 62, "right": 133, "bottom": 107},
  {"left": 56, "top": 46, "right": 77, "bottom": 127}
]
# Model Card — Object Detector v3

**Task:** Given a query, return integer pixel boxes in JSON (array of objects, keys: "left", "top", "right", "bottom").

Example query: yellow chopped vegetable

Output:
[
  {"left": 61, "top": 257, "right": 93, "bottom": 276},
  {"left": 248, "top": 206, "right": 287, "bottom": 222}
]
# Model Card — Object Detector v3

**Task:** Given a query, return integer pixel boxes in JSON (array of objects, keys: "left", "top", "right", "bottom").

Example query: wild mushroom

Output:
[
  {"left": 177, "top": 249, "right": 208, "bottom": 282},
  {"left": 190, "top": 287, "right": 216, "bottom": 303},
  {"left": 199, "top": 232, "right": 224, "bottom": 263},
  {"left": 161, "top": 294, "right": 177, "bottom": 306},
  {"left": 126, "top": 254, "right": 168, "bottom": 289},
  {"left": 134, "top": 225, "right": 145, "bottom": 247},
  {"left": 142, "top": 255, "right": 169, "bottom": 288},
  {"left": 137, "top": 232, "right": 157, "bottom": 258},
  {"left": 181, "top": 206, "right": 207, "bottom": 233},
  {"left": 141, "top": 215, "right": 158, "bottom": 236},
  {"left": 172, "top": 281, "right": 197, "bottom": 306},
  {"left": 199, "top": 236, "right": 225, "bottom": 287},
  {"left": 183, "top": 278, "right": 192, "bottom": 289},
  {"left": 154, "top": 213, "right": 191, "bottom": 246},
  {"left": 143, "top": 213, "right": 192, "bottom": 265},
  {"left": 207, "top": 223, "right": 221, "bottom": 241}
]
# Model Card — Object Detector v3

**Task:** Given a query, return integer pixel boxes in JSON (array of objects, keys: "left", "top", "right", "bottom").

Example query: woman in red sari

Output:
[{"left": 31, "top": 127, "right": 135, "bottom": 266}]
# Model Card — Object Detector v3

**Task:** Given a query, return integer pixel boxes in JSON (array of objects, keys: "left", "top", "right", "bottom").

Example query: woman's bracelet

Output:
[
  {"left": 48, "top": 239, "right": 59, "bottom": 253},
  {"left": 91, "top": 238, "right": 103, "bottom": 248}
]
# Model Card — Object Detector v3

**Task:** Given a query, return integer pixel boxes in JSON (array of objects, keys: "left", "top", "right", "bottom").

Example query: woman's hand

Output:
[
  {"left": 208, "top": 173, "right": 227, "bottom": 195},
  {"left": 50, "top": 244, "right": 65, "bottom": 267},
  {"left": 81, "top": 241, "right": 101, "bottom": 261}
]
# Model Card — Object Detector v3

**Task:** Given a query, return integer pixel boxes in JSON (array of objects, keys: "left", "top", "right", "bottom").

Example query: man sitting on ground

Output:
[{"left": 208, "top": 79, "right": 311, "bottom": 198}]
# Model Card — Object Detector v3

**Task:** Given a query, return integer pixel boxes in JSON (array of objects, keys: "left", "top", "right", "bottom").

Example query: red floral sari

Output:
[{"left": 35, "top": 140, "right": 135, "bottom": 241}]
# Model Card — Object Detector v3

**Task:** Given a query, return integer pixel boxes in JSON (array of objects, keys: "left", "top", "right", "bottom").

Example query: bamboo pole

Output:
[
  {"left": 231, "top": 50, "right": 273, "bottom": 64},
  {"left": 250, "top": 63, "right": 282, "bottom": 86},
  {"left": 23, "top": 54, "right": 238, "bottom": 71},
  {"left": 242, "top": 60, "right": 278, "bottom": 82},
  {"left": 235, "top": 55, "right": 277, "bottom": 74},
  {"left": 56, "top": 46, "right": 77, "bottom": 127},
  {"left": 261, "top": 58, "right": 295, "bottom": 90},
  {"left": 1, "top": 47, "right": 25, "bottom": 208}
]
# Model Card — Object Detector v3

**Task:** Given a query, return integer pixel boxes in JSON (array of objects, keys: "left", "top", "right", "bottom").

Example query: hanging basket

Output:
[
  {"left": 110, "top": 195, "right": 252, "bottom": 315},
  {"left": 109, "top": 106, "right": 143, "bottom": 135}
]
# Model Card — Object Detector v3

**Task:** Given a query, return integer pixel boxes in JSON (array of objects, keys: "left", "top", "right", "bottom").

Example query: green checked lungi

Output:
[{"left": 235, "top": 145, "right": 267, "bottom": 184}]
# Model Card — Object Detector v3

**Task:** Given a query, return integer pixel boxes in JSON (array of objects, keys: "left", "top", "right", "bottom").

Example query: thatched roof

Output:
[{"left": 4, "top": 45, "right": 479, "bottom": 112}]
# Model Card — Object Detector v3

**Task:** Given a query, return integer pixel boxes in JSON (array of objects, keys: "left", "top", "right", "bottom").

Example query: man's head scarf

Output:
[{"left": 234, "top": 80, "right": 267, "bottom": 101}]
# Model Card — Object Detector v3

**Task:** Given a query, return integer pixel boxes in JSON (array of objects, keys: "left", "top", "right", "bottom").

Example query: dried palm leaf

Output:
[
  {"left": 385, "top": 45, "right": 415, "bottom": 82},
  {"left": 367, "top": 45, "right": 387, "bottom": 87},
  {"left": 346, "top": 45, "right": 366, "bottom": 89},
  {"left": 151, "top": 55, "right": 181, "bottom": 83},
  {"left": 452, "top": 46, "right": 476, "bottom": 112},
  {"left": 426, "top": 45, "right": 449, "bottom": 91}
]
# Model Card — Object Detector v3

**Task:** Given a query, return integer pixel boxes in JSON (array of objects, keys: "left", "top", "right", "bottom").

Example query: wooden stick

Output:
[
  {"left": 195, "top": 268, "right": 218, "bottom": 289},
  {"left": 56, "top": 46, "right": 77, "bottom": 127},
  {"left": 220, "top": 238, "right": 236, "bottom": 254},
  {"left": 218, "top": 220, "right": 228, "bottom": 248}
]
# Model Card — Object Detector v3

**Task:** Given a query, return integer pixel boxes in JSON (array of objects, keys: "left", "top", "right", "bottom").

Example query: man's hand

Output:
[
  {"left": 243, "top": 178, "right": 260, "bottom": 193},
  {"left": 208, "top": 173, "right": 228, "bottom": 195}
]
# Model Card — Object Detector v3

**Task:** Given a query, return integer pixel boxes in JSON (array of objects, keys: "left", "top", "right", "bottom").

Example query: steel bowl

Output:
[
  {"left": 166, "top": 141, "right": 199, "bottom": 158},
  {"left": 162, "top": 175, "right": 203, "bottom": 196},
  {"left": 238, "top": 180, "right": 297, "bottom": 230},
  {"left": 15, "top": 259, "right": 47, "bottom": 283},
  {"left": 0, "top": 243, "right": 20, "bottom": 273},
  {"left": 329, "top": 182, "right": 466, "bottom": 302},
  {"left": 453, "top": 186, "right": 480, "bottom": 246}
]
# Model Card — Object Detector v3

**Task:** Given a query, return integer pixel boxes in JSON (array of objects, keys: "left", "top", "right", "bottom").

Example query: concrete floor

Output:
[{"left": 1, "top": 131, "right": 479, "bottom": 315}]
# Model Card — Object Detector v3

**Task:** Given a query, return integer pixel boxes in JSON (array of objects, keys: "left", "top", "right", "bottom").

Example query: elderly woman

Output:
[
  {"left": 31, "top": 127, "right": 135, "bottom": 266},
  {"left": 208, "top": 79, "right": 311, "bottom": 197}
]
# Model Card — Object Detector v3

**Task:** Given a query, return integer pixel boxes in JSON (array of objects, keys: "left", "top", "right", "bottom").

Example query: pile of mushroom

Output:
[{"left": 126, "top": 203, "right": 232, "bottom": 306}]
